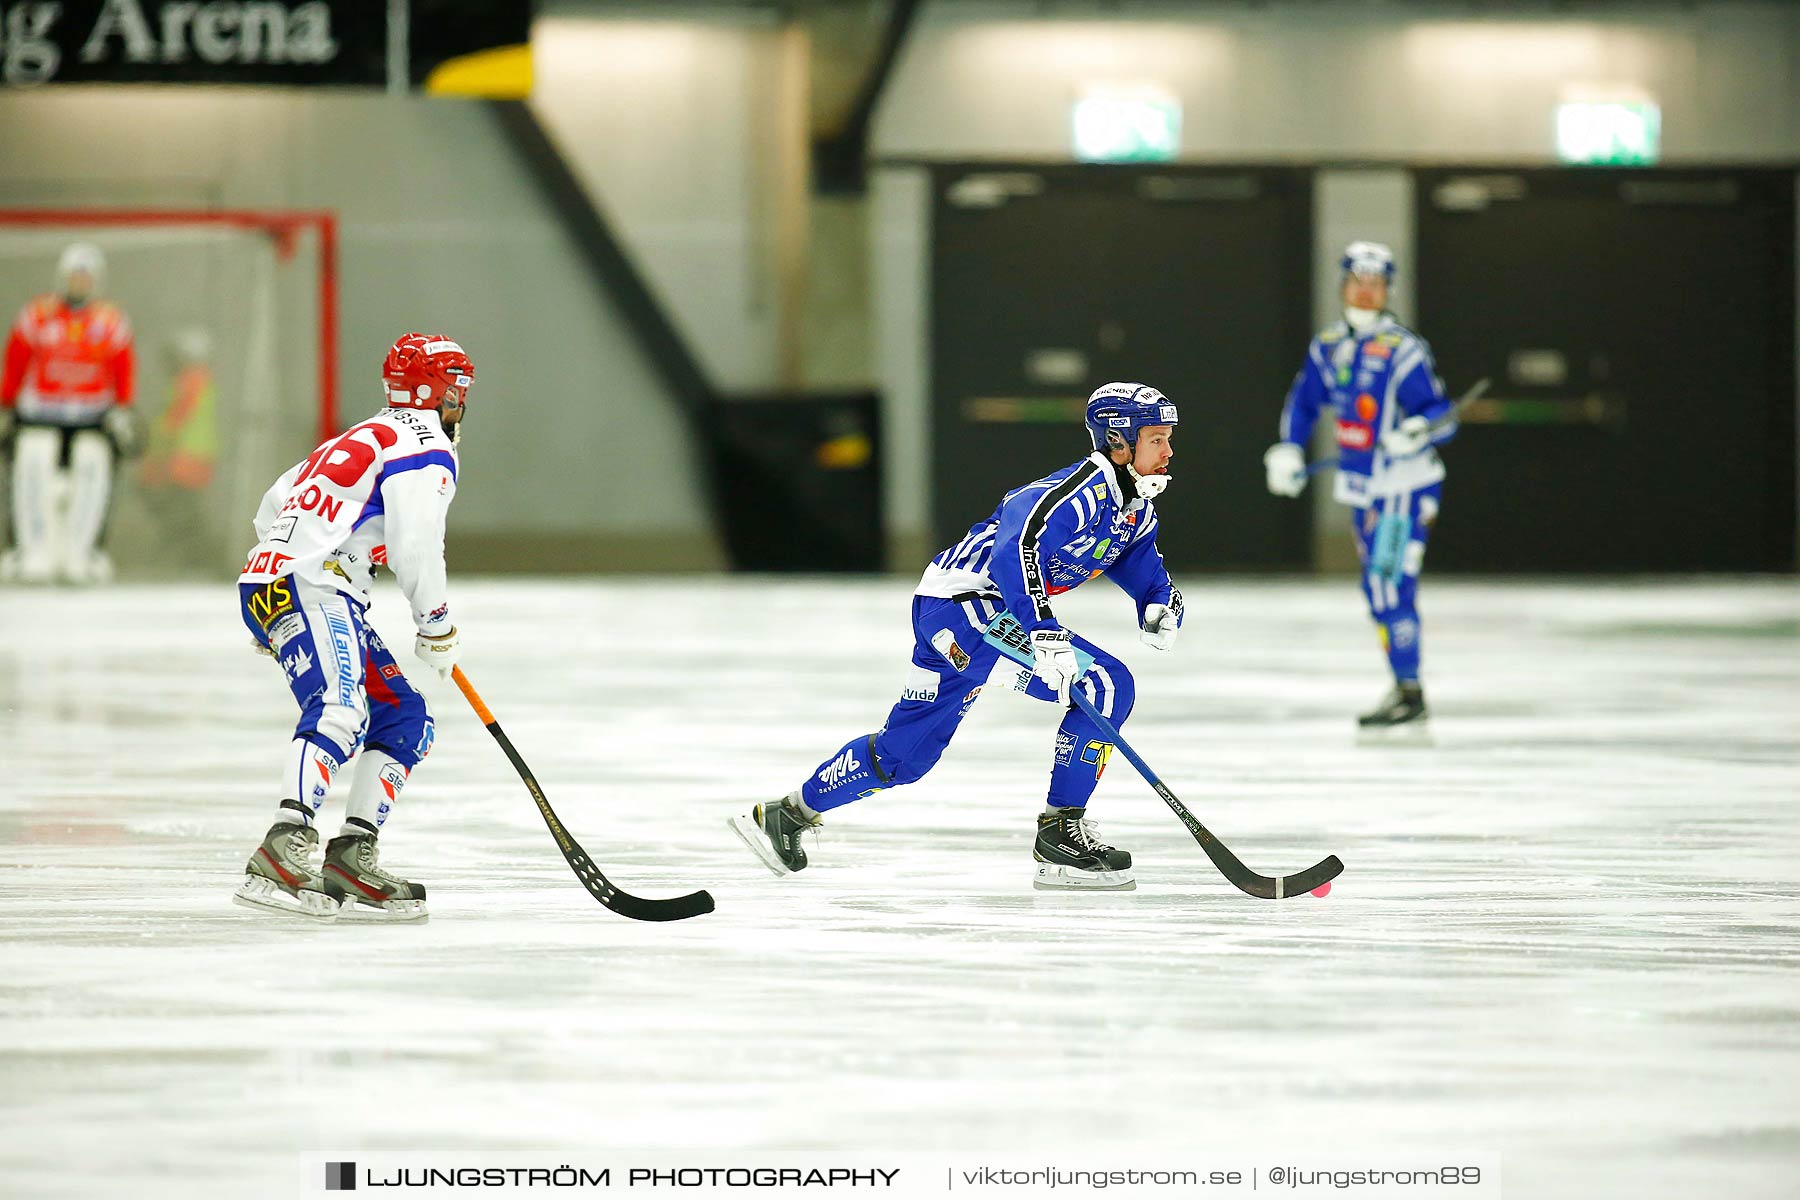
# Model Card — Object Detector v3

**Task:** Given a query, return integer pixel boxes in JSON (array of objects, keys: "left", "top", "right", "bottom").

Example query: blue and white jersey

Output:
[
  {"left": 1279, "top": 313, "right": 1455, "bottom": 508},
  {"left": 917, "top": 451, "right": 1179, "bottom": 633}
]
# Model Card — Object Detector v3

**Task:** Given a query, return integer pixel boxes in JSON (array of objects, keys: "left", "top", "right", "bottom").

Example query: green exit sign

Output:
[
  {"left": 1556, "top": 101, "right": 1660, "bottom": 165},
  {"left": 1073, "top": 91, "right": 1181, "bottom": 164}
]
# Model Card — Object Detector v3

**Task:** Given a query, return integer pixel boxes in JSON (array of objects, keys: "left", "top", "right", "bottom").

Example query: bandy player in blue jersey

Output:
[
  {"left": 1263, "top": 242, "right": 1456, "bottom": 730},
  {"left": 733, "top": 384, "right": 1184, "bottom": 891}
]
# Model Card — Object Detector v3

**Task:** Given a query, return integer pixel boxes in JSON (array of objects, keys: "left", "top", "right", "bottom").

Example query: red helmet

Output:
[{"left": 382, "top": 333, "right": 474, "bottom": 419}]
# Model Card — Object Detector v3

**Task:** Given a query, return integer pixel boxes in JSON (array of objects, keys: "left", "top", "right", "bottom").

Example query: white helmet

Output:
[
  {"left": 1340, "top": 240, "right": 1396, "bottom": 280},
  {"left": 57, "top": 242, "right": 105, "bottom": 299}
]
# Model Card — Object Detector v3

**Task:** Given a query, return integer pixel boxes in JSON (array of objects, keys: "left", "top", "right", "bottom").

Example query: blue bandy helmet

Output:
[
  {"left": 1341, "top": 240, "right": 1396, "bottom": 280},
  {"left": 1085, "top": 381, "right": 1179, "bottom": 454}
]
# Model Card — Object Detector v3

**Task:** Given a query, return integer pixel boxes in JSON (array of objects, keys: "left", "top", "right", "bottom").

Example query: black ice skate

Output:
[
  {"left": 321, "top": 827, "right": 428, "bottom": 922},
  {"left": 1357, "top": 682, "right": 1429, "bottom": 732},
  {"left": 233, "top": 810, "right": 338, "bottom": 920},
  {"left": 1033, "top": 807, "right": 1136, "bottom": 891},
  {"left": 729, "top": 794, "right": 821, "bottom": 877}
]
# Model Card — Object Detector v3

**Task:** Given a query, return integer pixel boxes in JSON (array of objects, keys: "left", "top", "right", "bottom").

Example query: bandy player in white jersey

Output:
[{"left": 233, "top": 333, "right": 473, "bottom": 922}]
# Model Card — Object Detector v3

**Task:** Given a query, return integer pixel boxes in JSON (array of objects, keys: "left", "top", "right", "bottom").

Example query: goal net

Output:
[{"left": 0, "top": 210, "right": 336, "bottom": 579}]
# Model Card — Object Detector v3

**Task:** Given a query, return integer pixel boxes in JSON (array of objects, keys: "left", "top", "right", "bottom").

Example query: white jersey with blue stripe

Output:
[
  {"left": 239, "top": 406, "right": 459, "bottom": 635},
  {"left": 917, "top": 451, "right": 1177, "bottom": 633}
]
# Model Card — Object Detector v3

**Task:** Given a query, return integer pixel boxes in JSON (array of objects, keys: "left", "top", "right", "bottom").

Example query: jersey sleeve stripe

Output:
[
  {"left": 1017, "top": 462, "right": 1100, "bottom": 623},
  {"left": 376, "top": 448, "right": 458, "bottom": 488}
]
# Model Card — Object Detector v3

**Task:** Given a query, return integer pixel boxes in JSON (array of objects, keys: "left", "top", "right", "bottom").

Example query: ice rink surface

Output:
[{"left": 3, "top": 576, "right": 1798, "bottom": 1198}]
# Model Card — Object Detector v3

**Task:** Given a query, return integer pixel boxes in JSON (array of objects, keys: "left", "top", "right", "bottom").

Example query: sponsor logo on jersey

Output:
[
  {"left": 902, "top": 665, "right": 940, "bottom": 704},
  {"left": 268, "top": 612, "right": 306, "bottom": 651},
  {"left": 243, "top": 550, "right": 295, "bottom": 580},
  {"left": 416, "top": 720, "right": 435, "bottom": 761},
  {"left": 324, "top": 610, "right": 358, "bottom": 706},
  {"left": 959, "top": 686, "right": 982, "bottom": 715},
  {"left": 380, "top": 663, "right": 401, "bottom": 679},
  {"left": 1054, "top": 732, "right": 1077, "bottom": 767},
  {"left": 931, "top": 629, "right": 971, "bottom": 672},
  {"left": 282, "top": 482, "right": 345, "bottom": 523},
  {"left": 283, "top": 646, "right": 313, "bottom": 681},
  {"left": 818, "top": 747, "right": 862, "bottom": 788},
  {"left": 1336, "top": 419, "right": 1374, "bottom": 451},
  {"left": 1356, "top": 393, "right": 1378, "bottom": 422},
  {"left": 1080, "top": 740, "right": 1114, "bottom": 780},
  {"left": 246, "top": 576, "right": 295, "bottom": 627},
  {"left": 1363, "top": 341, "right": 1391, "bottom": 359}
]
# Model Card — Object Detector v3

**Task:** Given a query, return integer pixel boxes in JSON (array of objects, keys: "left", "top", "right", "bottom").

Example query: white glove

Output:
[
  {"left": 1029, "top": 627, "right": 1081, "bottom": 706},
  {"left": 1380, "top": 415, "right": 1431, "bottom": 458},
  {"left": 413, "top": 626, "right": 461, "bottom": 680},
  {"left": 1140, "top": 602, "right": 1180, "bottom": 651},
  {"left": 1263, "top": 442, "right": 1306, "bottom": 497},
  {"left": 103, "top": 406, "right": 142, "bottom": 457}
]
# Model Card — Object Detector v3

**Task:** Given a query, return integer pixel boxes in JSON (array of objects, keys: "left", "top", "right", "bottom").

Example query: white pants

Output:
[{"left": 6, "top": 425, "right": 113, "bottom": 584}]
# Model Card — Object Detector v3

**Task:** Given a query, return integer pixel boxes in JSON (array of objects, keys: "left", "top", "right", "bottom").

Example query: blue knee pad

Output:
[
  {"left": 1046, "top": 646, "right": 1135, "bottom": 809},
  {"left": 361, "top": 628, "right": 435, "bottom": 769}
]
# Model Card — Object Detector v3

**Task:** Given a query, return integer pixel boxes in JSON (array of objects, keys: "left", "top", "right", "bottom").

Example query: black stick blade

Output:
[
  {"left": 1180, "top": 806, "right": 1346, "bottom": 900},
  {"left": 561, "top": 843, "right": 715, "bottom": 923},
  {"left": 606, "top": 888, "right": 717, "bottom": 923},
  {"left": 1274, "top": 854, "right": 1344, "bottom": 900}
]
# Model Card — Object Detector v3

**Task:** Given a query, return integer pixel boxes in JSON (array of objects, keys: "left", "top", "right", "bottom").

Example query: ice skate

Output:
[
  {"left": 1356, "top": 681, "right": 1429, "bottom": 737},
  {"left": 1033, "top": 806, "right": 1136, "bottom": 890},
  {"left": 729, "top": 793, "right": 821, "bottom": 877},
  {"left": 61, "top": 548, "right": 113, "bottom": 587},
  {"left": 232, "top": 814, "right": 338, "bottom": 920},
  {"left": 321, "top": 829, "right": 428, "bottom": 922}
]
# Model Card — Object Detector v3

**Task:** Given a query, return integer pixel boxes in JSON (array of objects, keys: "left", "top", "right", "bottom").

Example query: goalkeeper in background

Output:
[{"left": 1, "top": 243, "right": 138, "bottom": 585}]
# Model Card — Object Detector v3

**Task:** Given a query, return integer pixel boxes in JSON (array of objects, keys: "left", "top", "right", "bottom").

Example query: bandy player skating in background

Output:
[
  {"left": 1263, "top": 242, "right": 1456, "bottom": 731},
  {"left": 0, "top": 243, "right": 138, "bottom": 585},
  {"left": 734, "top": 383, "right": 1183, "bottom": 891},
  {"left": 234, "top": 334, "right": 473, "bottom": 922}
]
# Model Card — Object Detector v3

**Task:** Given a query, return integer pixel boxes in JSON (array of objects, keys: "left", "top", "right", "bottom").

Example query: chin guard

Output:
[{"left": 1128, "top": 465, "right": 1171, "bottom": 499}]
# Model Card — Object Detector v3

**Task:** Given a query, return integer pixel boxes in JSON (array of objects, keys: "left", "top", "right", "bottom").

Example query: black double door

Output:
[
  {"left": 1416, "top": 168, "right": 1796, "bottom": 571},
  {"left": 930, "top": 165, "right": 1314, "bottom": 569}
]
